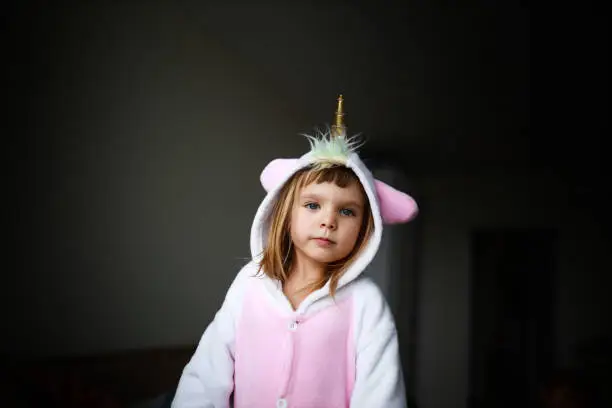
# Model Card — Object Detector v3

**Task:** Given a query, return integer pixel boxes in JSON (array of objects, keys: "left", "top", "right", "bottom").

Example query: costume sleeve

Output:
[
  {"left": 171, "top": 266, "right": 249, "bottom": 408},
  {"left": 350, "top": 279, "right": 407, "bottom": 408}
]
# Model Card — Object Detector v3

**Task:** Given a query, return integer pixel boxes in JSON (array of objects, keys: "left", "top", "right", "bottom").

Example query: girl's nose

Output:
[{"left": 320, "top": 211, "right": 337, "bottom": 230}]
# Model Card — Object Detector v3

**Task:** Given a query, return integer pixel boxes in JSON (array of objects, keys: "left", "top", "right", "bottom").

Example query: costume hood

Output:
[{"left": 250, "top": 96, "right": 418, "bottom": 290}]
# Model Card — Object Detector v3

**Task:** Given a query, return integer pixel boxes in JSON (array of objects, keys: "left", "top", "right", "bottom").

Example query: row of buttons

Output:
[
  {"left": 279, "top": 315, "right": 303, "bottom": 406},
  {"left": 280, "top": 319, "right": 299, "bottom": 406}
]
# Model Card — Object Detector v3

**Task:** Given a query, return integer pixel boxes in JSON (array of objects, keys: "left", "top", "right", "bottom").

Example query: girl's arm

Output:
[
  {"left": 171, "top": 265, "right": 250, "bottom": 408},
  {"left": 350, "top": 279, "right": 407, "bottom": 408}
]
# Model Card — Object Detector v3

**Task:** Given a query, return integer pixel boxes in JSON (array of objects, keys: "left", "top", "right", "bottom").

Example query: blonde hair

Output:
[{"left": 257, "top": 164, "right": 374, "bottom": 297}]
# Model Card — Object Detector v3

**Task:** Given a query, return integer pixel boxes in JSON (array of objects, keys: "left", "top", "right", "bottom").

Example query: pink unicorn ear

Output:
[
  {"left": 260, "top": 158, "right": 300, "bottom": 192},
  {"left": 374, "top": 179, "right": 418, "bottom": 224}
]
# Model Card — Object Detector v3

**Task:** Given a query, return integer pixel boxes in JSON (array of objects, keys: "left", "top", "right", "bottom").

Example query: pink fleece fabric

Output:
[{"left": 234, "top": 280, "right": 355, "bottom": 408}]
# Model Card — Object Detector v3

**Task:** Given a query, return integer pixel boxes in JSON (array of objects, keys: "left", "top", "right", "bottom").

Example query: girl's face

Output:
[{"left": 290, "top": 180, "right": 365, "bottom": 266}]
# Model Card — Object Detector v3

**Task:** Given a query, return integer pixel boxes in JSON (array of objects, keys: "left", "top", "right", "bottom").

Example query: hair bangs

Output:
[{"left": 299, "top": 164, "right": 359, "bottom": 189}]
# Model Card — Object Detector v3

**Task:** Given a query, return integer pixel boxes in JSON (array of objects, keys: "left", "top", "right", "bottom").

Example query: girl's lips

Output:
[{"left": 313, "top": 237, "right": 334, "bottom": 246}]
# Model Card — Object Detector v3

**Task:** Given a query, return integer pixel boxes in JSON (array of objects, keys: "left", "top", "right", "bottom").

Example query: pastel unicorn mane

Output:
[{"left": 302, "top": 127, "right": 364, "bottom": 167}]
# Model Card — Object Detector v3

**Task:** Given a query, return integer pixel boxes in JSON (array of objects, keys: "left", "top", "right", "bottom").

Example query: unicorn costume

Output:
[{"left": 172, "top": 96, "right": 418, "bottom": 408}]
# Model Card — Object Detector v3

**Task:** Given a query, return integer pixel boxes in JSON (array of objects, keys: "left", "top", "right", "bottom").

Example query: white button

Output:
[
  {"left": 288, "top": 321, "right": 298, "bottom": 331},
  {"left": 276, "top": 398, "right": 287, "bottom": 408}
]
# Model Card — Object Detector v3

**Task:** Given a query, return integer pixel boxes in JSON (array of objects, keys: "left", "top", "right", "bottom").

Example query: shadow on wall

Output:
[
  {"left": 467, "top": 336, "right": 612, "bottom": 408},
  {"left": 561, "top": 336, "right": 612, "bottom": 407}
]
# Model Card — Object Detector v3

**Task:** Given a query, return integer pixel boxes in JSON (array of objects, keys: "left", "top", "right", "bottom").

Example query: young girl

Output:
[{"left": 172, "top": 96, "right": 418, "bottom": 408}]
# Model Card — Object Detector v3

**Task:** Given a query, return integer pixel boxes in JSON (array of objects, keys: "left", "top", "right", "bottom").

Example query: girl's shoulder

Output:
[
  {"left": 346, "top": 275, "right": 387, "bottom": 306},
  {"left": 348, "top": 276, "right": 397, "bottom": 337},
  {"left": 221, "top": 261, "right": 262, "bottom": 303}
]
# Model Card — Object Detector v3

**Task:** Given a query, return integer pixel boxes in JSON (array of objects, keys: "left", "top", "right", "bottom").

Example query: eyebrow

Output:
[{"left": 300, "top": 193, "right": 364, "bottom": 209}]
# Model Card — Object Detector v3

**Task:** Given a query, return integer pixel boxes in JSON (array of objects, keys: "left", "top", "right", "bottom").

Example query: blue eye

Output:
[
  {"left": 340, "top": 208, "right": 355, "bottom": 216},
  {"left": 305, "top": 202, "right": 320, "bottom": 210}
]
